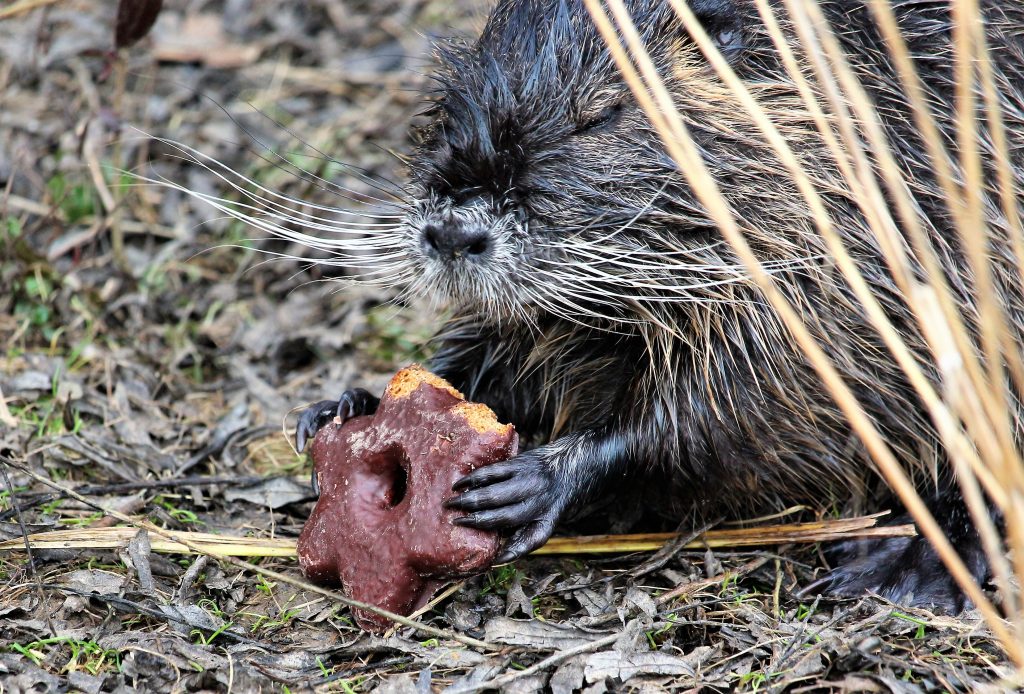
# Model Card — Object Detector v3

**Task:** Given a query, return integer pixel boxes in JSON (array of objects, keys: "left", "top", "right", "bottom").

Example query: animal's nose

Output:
[{"left": 422, "top": 222, "right": 490, "bottom": 259}]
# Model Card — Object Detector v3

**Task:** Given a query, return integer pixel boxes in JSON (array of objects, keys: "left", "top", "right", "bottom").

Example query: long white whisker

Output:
[
  {"left": 139, "top": 130, "right": 406, "bottom": 211},
  {"left": 143, "top": 135, "right": 406, "bottom": 218}
]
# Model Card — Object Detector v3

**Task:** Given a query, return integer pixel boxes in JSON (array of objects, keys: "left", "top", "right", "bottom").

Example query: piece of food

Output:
[{"left": 296, "top": 365, "right": 518, "bottom": 632}]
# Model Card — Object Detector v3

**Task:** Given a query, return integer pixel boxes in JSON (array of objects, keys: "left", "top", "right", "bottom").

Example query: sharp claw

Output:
[
  {"left": 453, "top": 474, "right": 484, "bottom": 492},
  {"left": 334, "top": 389, "right": 379, "bottom": 423},
  {"left": 310, "top": 467, "right": 320, "bottom": 496},
  {"left": 495, "top": 552, "right": 516, "bottom": 564}
]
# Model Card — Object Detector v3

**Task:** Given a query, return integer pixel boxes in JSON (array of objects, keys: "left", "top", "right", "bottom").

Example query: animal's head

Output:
[{"left": 398, "top": 0, "right": 810, "bottom": 328}]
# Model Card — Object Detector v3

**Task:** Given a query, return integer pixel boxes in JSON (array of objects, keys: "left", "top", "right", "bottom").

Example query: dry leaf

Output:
[
  {"left": 115, "top": 0, "right": 164, "bottom": 49},
  {"left": 152, "top": 14, "right": 260, "bottom": 68}
]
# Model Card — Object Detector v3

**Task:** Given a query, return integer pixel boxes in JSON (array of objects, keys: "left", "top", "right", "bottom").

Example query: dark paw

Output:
[
  {"left": 446, "top": 453, "right": 569, "bottom": 563},
  {"left": 296, "top": 400, "right": 338, "bottom": 457},
  {"left": 295, "top": 388, "right": 380, "bottom": 454},
  {"left": 808, "top": 523, "right": 987, "bottom": 613},
  {"left": 297, "top": 388, "right": 380, "bottom": 495}
]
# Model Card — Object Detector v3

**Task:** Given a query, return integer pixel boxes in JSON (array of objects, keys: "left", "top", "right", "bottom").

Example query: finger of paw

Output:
[
  {"left": 447, "top": 477, "right": 538, "bottom": 511},
  {"left": 336, "top": 388, "right": 379, "bottom": 421},
  {"left": 452, "top": 500, "right": 538, "bottom": 531},
  {"left": 296, "top": 399, "right": 339, "bottom": 451},
  {"left": 452, "top": 460, "right": 522, "bottom": 491},
  {"left": 496, "top": 519, "right": 557, "bottom": 563}
]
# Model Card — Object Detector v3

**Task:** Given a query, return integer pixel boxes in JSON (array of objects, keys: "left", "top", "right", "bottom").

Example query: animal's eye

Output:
[{"left": 575, "top": 103, "right": 622, "bottom": 134}]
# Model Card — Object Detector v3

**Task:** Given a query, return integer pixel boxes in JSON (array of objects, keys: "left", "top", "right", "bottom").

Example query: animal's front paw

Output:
[
  {"left": 446, "top": 452, "right": 569, "bottom": 563},
  {"left": 296, "top": 388, "right": 380, "bottom": 495},
  {"left": 295, "top": 388, "right": 380, "bottom": 454},
  {"left": 813, "top": 521, "right": 987, "bottom": 613}
]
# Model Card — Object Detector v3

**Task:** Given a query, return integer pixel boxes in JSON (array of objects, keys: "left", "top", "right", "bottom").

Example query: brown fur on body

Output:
[{"left": 298, "top": 0, "right": 1024, "bottom": 608}]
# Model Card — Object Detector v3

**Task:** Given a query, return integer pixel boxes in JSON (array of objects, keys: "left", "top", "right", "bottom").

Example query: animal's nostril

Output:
[
  {"left": 423, "top": 224, "right": 445, "bottom": 252},
  {"left": 422, "top": 222, "right": 490, "bottom": 259},
  {"left": 465, "top": 232, "right": 489, "bottom": 255}
]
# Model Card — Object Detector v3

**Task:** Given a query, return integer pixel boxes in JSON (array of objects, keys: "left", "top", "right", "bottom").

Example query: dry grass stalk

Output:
[
  {"left": 779, "top": 0, "right": 1018, "bottom": 628},
  {"left": 794, "top": 0, "right": 1023, "bottom": 652},
  {"left": 0, "top": 528, "right": 299, "bottom": 557},
  {"left": 0, "top": 0, "right": 61, "bottom": 21},
  {"left": 0, "top": 514, "right": 913, "bottom": 557},
  {"left": 583, "top": 0, "right": 1024, "bottom": 665},
  {"left": 535, "top": 517, "right": 914, "bottom": 554}
]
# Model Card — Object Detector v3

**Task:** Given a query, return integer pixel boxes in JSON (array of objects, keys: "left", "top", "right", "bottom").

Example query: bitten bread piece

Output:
[{"left": 296, "top": 365, "right": 519, "bottom": 632}]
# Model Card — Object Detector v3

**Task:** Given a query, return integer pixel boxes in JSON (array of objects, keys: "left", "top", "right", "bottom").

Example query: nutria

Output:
[{"left": 294, "top": 0, "right": 1024, "bottom": 610}]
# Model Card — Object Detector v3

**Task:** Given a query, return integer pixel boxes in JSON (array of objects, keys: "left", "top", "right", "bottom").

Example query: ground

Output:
[{"left": 0, "top": 1, "right": 1016, "bottom": 691}]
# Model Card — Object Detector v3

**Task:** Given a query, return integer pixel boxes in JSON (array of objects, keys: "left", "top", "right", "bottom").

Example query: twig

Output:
[
  {"left": 445, "top": 629, "right": 627, "bottom": 694},
  {"left": 0, "top": 460, "right": 56, "bottom": 638},
  {"left": 317, "top": 655, "right": 415, "bottom": 686},
  {"left": 0, "top": 0, "right": 60, "bottom": 20},
  {"left": 620, "top": 518, "right": 721, "bottom": 581},
  {"left": 0, "top": 517, "right": 917, "bottom": 557},
  {"left": 77, "top": 474, "right": 268, "bottom": 495},
  {"left": 0, "top": 476, "right": 268, "bottom": 523},
  {"left": 658, "top": 557, "right": 772, "bottom": 607},
  {"left": 0, "top": 492, "right": 60, "bottom": 523}
]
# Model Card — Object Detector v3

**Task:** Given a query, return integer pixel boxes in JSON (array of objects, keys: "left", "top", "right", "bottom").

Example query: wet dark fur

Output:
[{"left": 300, "top": 0, "right": 1024, "bottom": 609}]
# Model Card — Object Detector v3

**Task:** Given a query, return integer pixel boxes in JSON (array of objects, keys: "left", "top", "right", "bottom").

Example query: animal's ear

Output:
[{"left": 687, "top": 0, "right": 745, "bottom": 56}]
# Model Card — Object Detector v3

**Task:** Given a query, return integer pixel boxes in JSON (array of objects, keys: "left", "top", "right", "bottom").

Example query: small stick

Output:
[
  {"left": 445, "top": 629, "right": 626, "bottom": 694},
  {"left": 0, "top": 0, "right": 61, "bottom": 20},
  {"left": 0, "top": 515, "right": 915, "bottom": 556},
  {"left": 0, "top": 460, "right": 56, "bottom": 638}
]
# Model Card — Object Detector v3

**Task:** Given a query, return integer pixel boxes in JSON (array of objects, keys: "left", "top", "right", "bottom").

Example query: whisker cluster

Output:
[{"left": 137, "top": 132, "right": 418, "bottom": 286}]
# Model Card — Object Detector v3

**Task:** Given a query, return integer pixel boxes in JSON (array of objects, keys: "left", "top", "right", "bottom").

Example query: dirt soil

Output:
[{"left": 0, "top": 1, "right": 1015, "bottom": 691}]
